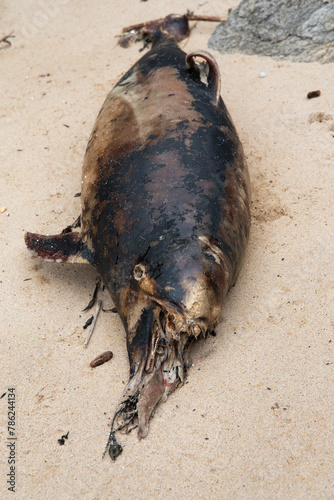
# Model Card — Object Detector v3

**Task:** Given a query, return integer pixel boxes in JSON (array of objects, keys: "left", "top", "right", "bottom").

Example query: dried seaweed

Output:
[
  {"left": 103, "top": 392, "right": 140, "bottom": 461},
  {"left": 82, "top": 278, "right": 101, "bottom": 311},
  {"left": 61, "top": 215, "right": 81, "bottom": 234}
]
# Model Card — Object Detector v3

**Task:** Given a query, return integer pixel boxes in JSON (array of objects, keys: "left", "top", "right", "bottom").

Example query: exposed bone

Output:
[{"left": 185, "top": 51, "right": 221, "bottom": 106}]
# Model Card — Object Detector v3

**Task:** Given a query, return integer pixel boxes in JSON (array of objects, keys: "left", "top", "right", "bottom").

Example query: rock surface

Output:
[{"left": 209, "top": 0, "right": 334, "bottom": 63}]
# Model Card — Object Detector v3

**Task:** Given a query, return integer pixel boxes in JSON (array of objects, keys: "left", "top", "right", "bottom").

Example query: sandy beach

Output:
[{"left": 1, "top": 0, "right": 334, "bottom": 498}]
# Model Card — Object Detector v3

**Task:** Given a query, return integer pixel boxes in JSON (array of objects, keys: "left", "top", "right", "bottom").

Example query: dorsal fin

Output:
[{"left": 24, "top": 231, "right": 92, "bottom": 264}]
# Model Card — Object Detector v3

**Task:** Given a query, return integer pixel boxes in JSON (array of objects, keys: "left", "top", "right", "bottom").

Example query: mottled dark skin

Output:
[{"left": 25, "top": 27, "right": 250, "bottom": 443}]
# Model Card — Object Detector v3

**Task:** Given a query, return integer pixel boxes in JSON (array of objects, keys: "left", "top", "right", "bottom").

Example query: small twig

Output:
[
  {"left": 185, "top": 14, "right": 226, "bottom": 22},
  {"left": 84, "top": 299, "right": 102, "bottom": 348}
]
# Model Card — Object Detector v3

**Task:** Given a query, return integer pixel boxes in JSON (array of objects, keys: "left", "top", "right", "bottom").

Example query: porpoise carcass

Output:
[{"left": 25, "top": 14, "right": 251, "bottom": 458}]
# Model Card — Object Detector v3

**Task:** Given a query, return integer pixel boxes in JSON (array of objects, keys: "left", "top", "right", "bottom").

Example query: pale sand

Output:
[{"left": 1, "top": 1, "right": 334, "bottom": 498}]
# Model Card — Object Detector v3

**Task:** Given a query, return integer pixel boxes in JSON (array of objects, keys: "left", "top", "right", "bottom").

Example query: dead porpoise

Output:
[{"left": 25, "top": 14, "right": 251, "bottom": 458}]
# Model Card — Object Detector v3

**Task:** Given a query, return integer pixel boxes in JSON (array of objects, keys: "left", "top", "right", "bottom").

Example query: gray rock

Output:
[{"left": 209, "top": 0, "right": 334, "bottom": 63}]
